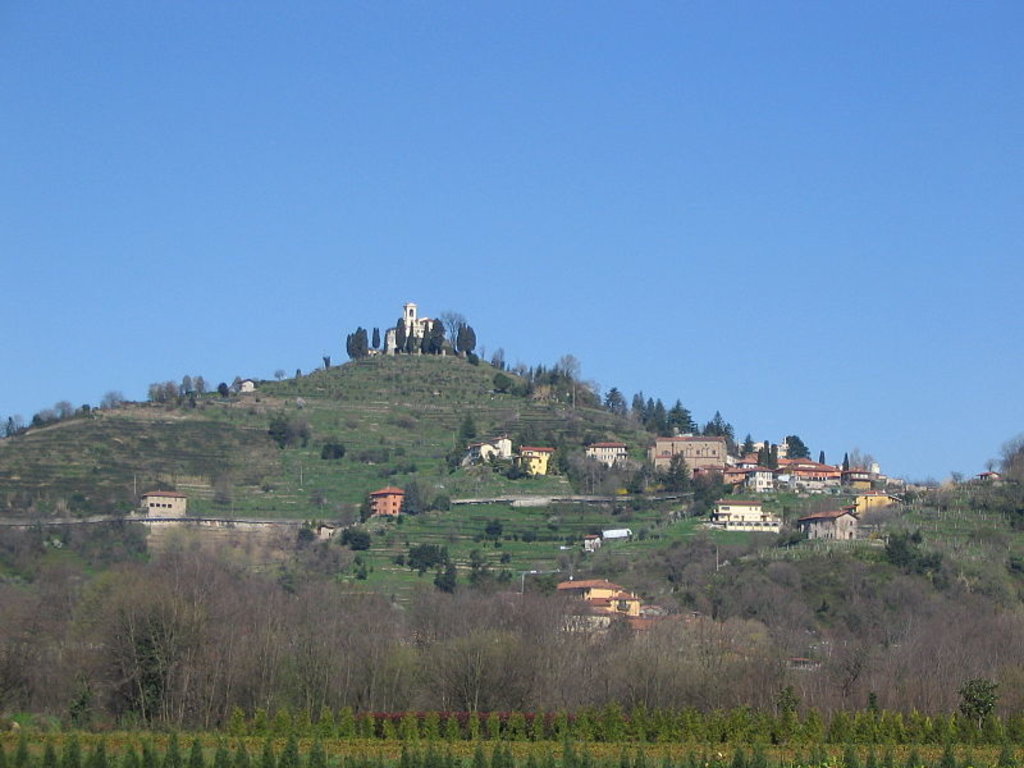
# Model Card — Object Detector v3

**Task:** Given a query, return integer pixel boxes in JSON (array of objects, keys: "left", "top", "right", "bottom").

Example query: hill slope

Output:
[{"left": 0, "top": 355, "right": 650, "bottom": 519}]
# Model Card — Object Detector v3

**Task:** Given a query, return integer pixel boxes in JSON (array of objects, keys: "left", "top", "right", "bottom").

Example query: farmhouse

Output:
[
  {"left": 797, "top": 508, "right": 859, "bottom": 540},
  {"left": 557, "top": 578, "right": 642, "bottom": 618},
  {"left": 141, "top": 490, "right": 188, "bottom": 518},
  {"left": 369, "top": 486, "right": 405, "bottom": 517},
  {"left": 584, "top": 442, "right": 628, "bottom": 468}
]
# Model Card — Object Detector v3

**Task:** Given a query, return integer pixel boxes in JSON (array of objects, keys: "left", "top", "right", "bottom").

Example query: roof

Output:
[
  {"left": 556, "top": 578, "right": 624, "bottom": 591},
  {"left": 716, "top": 499, "right": 762, "bottom": 506},
  {"left": 587, "top": 442, "right": 627, "bottom": 448},
  {"left": 520, "top": 446, "right": 554, "bottom": 453},
  {"left": 655, "top": 435, "right": 727, "bottom": 443},
  {"left": 370, "top": 486, "right": 406, "bottom": 497},
  {"left": 797, "top": 509, "right": 856, "bottom": 522},
  {"left": 141, "top": 490, "right": 187, "bottom": 498}
]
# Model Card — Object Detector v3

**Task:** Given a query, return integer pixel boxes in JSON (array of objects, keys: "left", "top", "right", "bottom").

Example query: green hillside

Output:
[{"left": 0, "top": 355, "right": 650, "bottom": 520}]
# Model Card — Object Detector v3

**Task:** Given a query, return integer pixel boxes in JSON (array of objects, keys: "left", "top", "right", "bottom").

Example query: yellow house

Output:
[
  {"left": 518, "top": 446, "right": 554, "bottom": 476},
  {"left": 852, "top": 491, "right": 901, "bottom": 515},
  {"left": 557, "top": 579, "right": 642, "bottom": 618}
]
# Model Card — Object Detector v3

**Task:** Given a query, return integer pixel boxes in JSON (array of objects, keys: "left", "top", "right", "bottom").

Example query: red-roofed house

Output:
[
  {"left": 369, "top": 486, "right": 405, "bottom": 517},
  {"left": 797, "top": 509, "right": 858, "bottom": 540}
]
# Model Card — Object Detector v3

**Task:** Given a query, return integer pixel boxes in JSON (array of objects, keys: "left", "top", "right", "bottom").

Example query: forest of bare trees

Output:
[{"left": 4, "top": 530, "right": 1024, "bottom": 730}]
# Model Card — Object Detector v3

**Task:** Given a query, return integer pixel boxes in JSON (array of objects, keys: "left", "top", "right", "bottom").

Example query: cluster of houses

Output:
[
  {"left": 708, "top": 489, "right": 901, "bottom": 540},
  {"left": 649, "top": 435, "right": 898, "bottom": 494}
]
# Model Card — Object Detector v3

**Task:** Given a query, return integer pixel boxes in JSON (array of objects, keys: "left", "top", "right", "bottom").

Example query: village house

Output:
[
  {"left": 585, "top": 441, "right": 628, "bottom": 468},
  {"left": 797, "top": 508, "right": 859, "bottom": 540},
  {"left": 711, "top": 499, "right": 782, "bottom": 532},
  {"left": 141, "top": 490, "right": 188, "bottom": 518},
  {"left": 461, "top": 435, "right": 513, "bottom": 466},
  {"left": 239, "top": 379, "right": 256, "bottom": 394},
  {"left": 369, "top": 486, "right": 405, "bottom": 517},
  {"left": 775, "top": 458, "right": 842, "bottom": 492},
  {"left": 557, "top": 578, "right": 642, "bottom": 618},
  {"left": 852, "top": 490, "right": 902, "bottom": 515},
  {"left": 517, "top": 446, "right": 554, "bottom": 476},
  {"left": 649, "top": 435, "right": 728, "bottom": 473},
  {"left": 723, "top": 465, "right": 775, "bottom": 493},
  {"left": 842, "top": 467, "right": 874, "bottom": 490},
  {"left": 583, "top": 534, "right": 602, "bottom": 553}
]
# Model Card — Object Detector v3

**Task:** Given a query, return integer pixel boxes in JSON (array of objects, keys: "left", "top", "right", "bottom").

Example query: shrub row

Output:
[{"left": 221, "top": 706, "right": 1022, "bottom": 746}]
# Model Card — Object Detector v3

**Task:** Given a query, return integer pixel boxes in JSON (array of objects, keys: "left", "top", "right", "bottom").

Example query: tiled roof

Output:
[
  {"left": 142, "top": 490, "right": 187, "bottom": 498},
  {"left": 520, "top": 446, "right": 554, "bottom": 453},
  {"left": 557, "top": 578, "right": 623, "bottom": 591},
  {"left": 797, "top": 509, "right": 855, "bottom": 522},
  {"left": 588, "top": 442, "right": 627, "bottom": 448},
  {"left": 370, "top": 486, "right": 406, "bottom": 496}
]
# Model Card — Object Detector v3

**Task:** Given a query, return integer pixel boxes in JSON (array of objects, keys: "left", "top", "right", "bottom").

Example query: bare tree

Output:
[{"left": 439, "top": 311, "right": 467, "bottom": 345}]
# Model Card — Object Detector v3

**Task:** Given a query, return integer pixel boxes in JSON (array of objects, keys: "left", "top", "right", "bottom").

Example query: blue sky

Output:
[{"left": 2, "top": 2, "right": 1021, "bottom": 481}]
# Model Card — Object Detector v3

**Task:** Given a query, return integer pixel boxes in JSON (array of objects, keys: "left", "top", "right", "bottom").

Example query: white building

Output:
[
  {"left": 711, "top": 500, "right": 781, "bottom": 533},
  {"left": 585, "top": 442, "right": 628, "bottom": 468}
]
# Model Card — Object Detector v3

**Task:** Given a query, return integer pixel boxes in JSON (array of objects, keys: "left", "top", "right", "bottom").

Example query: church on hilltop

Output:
[{"left": 384, "top": 302, "right": 439, "bottom": 354}]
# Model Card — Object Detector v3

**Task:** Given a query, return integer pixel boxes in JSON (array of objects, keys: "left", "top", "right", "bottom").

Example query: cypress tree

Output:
[
  {"left": 187, "top": 740, "right": 204, "bottom": 768},
  {"left": 212, "top": 744, "right": 229, "bottom": 768},
  {"left": 43, "top": 743, "right": 59, "bottom": 768},
  {"left": 277, "top": 737, "right": 299, "bottom": 768},
  {"left": 164, "top": 736, "right": 183, "bottom": 768},
  {"left": 87, "top": 741, "right": 109, "bottom": 768},
  {"left": 306, "top": 743, "right": 326, "bottom": 768},
  {"left": 13, "top": 738, "right": 28, "bottom": 768},
  {"left": 443, "top": 714, "right": 461, "bottom": 742},
  {"left": 471, "top": 745, "right": 486, "bottom": 768},
  {"left": 142, "top": 744, "right": 158, "bottom": 768},
  {"left": 63, "top": 737, "right": 83, "bottom": 768},
  {"left": 259, "top": 740, "right": 275, "bottom": 768},
  {"left": 231, "top": 744, "right": 250, "bottom": 768},
  {"left": 938, "top": 743, "right": 956, "bottom": 768}
]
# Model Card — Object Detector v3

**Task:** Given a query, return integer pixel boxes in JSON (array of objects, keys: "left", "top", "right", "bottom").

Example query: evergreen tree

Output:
[
  {"left": 260, "top": 740, "right": 276, "bottom": 768},
  {"left": 232, "top": 744, "right": 250, "bottom": 768},
  {"left": 784, "top": 435, "right": 811, "bottom": 459},
  {"left": 213, "top": 745, "right": 230, "bottom": 768},
  {"left": 434, "top": 562, "right": 457, "bottom": 593},
  {"left": 142, "top": 744, "right": 158, "bottom": 768},
  {"left": 604, "top": 388, "right": 627, "bottom": 415},
  {"left": 164, "top": 736, "right": 183, "bottom": 768},
  {"left": 87, "top": 742, "right": 109, "bottom": 768},
  {"left": 278, "top": 737, "right": 299, "bottom": 768},
  {"left": 667, "top": 400, "right": 696, "bottom": 435},
  {"left": 456, "top": 324, "right": 477, "bottom": 356},
  {"left": 13, "top": 738, "right": 28, "bottom": 768},
  {"left": 188, "top": 741, "right": 204, "bottom": 768},
  {"left": 428, "top": 321, "right": 447, "bottom": 354},
  {"left": 742, "top": 434, "right": 756, "bottom": 455},
  {"left": 819, "top": 450, "right": 827, "bottom": 464},
  {"left": 663, "top": 454, "right": 691, "bottom": 492},
  {"left": 307, "top": 743, "right": 327, "bottom": 768},
  {"left": 843, "top": 452, "right": 851, "bottom": 471},
  {"left": 372, "top": 327, "right": 381, "bottom": 349},
  {"left": 43, "top": 743, "right": 59, "bottom": 768},
  {"left": 395, "top": 318, "right": 407, "bottom": 352}
]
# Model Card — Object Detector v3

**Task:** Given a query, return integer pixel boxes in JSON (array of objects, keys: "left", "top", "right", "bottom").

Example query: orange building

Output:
[{"left": 369, "top": 486, "right": 405, "bottom": 517}]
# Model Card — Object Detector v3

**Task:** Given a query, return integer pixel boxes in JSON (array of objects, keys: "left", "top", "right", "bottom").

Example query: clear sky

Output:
[{"left": 2, "top": 2, "right": 1022, "bottom": 482}]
